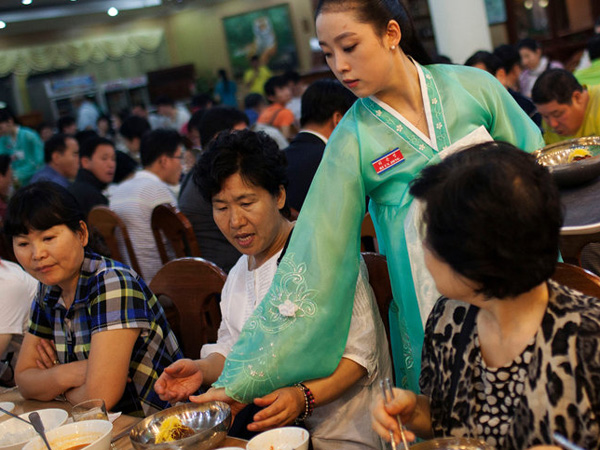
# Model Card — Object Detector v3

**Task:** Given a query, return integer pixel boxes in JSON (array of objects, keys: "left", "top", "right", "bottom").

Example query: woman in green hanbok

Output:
[{"left": 191, "top": 0, "right": 545, "bottom": 406}]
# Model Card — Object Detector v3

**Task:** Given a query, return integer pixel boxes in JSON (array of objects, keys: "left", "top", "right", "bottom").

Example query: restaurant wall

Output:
[{"left": 166, "top": 0, "right": 316, "bottom": 82}]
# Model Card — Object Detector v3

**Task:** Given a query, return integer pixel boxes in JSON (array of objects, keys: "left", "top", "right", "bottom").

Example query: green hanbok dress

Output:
[{"left": 214, "top": 63, "right": 545, "bottom": 401}]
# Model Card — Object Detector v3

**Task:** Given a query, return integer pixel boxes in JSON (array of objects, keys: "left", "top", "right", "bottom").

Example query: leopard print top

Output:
[{"left": 420, "top": 280, "right": 600, "bottom": 449}]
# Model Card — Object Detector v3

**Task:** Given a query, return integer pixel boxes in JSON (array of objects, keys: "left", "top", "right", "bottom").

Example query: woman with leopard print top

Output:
[{"left": 373, "top": 141, "right": 600, "bottom": 449}]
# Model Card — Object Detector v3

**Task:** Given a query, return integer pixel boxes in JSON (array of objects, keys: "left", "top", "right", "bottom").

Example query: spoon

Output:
[
  {"left": 0, "top": 406, "right": 32, "bottom": 425},
  {"left": 29, "top": 412, "right": 52, "bottom": 450}
]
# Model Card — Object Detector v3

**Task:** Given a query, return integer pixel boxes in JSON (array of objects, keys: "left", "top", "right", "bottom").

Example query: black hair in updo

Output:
[{"left": 315, "top": 0, "right": 431, "bottom": 65}]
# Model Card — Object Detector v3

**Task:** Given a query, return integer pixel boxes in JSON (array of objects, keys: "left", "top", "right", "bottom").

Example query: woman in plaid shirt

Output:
[{"left": 4, "top": 181, "right": 183, "bottom": 416}]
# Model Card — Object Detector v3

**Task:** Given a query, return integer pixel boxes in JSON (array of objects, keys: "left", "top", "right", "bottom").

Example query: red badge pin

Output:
[{"left": 372, "top": 148, "right": 405, "bottom": 175}]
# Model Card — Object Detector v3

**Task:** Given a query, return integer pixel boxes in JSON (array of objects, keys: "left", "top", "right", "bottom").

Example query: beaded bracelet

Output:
[{"left": 294, "top": 382, "right": 315, "bottom": 423}]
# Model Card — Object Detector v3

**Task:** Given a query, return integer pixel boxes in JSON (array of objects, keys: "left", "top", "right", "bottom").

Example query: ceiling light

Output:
[
  {"left": 22, "top": 0, "right": 32, "bottom": 5},
  {"left": 0, "top": 21, "right": 6, "bottom": 29},
  {"left": 108, "top": 7, "right": 119, "bottom": 16}
]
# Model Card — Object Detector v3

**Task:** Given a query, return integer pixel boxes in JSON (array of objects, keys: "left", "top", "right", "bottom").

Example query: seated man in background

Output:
[
  {"left": 532, "top": 69, "right": 600, "bottom": 145},
  {"left": 151, "top": 96, "right": 191, "bottom": 132},
  {"left": 493, "top": 44, "right": 522, "bottom": 92},
  {"left": 68, "top": 136, "right": 116, "bottom": 217},
  {"left": 30, "top": 134, "right": 79, "bottom": 188},
  {"left": 257, "top": 75, "right": 297, "bottom": 140},
  {"left": 0, "top": 257, "right": 38, "bottom": 386},
  {"left": 465, "top": 50, "right": 542, "bottom": 129},
  {"left": 110, "top": 129, "right": 183, "bottom": 282},
  {"left": 57, "top": 115, "right": 77, "bottom": 136},
  {"left": 178, "top": 106, "right": 248, "bottom": 273},
  {"left": 0, "top": 155, "right": 13, "bottom": 220},
  {"left": 285, "top": 79, "right": 356, "bottom": 212},
  {"left": 0, "top": 109, "right": 44, "bottom": 187},
  {"left": 119, "top": 115, "right": 151, "bottom": 164},
  {"left": 574, "top": 34, "right": 600, "bottom": 87}
]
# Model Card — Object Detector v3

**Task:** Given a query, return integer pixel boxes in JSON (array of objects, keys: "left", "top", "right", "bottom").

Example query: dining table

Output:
[{"left": 0, "top": 386, "right": 247, "bottom": 449}]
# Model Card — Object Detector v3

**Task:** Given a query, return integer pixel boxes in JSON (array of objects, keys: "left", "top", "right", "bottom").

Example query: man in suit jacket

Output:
[{"left": 285, "top": 79, "right": 356, "bottom": 212}]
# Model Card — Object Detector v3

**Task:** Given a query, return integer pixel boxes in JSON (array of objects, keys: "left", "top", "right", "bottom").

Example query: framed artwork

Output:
[
  {"left": 223, "top": 4, "right": 298, "bottom": 78},
  {"left": 484, "top": 0, "right": 507, "bottom": 25}
]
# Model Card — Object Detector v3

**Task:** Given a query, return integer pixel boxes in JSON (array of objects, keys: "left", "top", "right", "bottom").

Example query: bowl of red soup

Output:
[{"left": 23, "top": 420, "right": 113, "bottom": 450}]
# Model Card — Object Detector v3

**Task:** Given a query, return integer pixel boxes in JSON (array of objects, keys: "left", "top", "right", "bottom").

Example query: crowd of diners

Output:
[{"left": 0, "top": 0, "right": 599, "bottom": 449}]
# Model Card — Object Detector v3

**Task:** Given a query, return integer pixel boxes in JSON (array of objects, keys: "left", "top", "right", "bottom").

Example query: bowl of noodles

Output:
[
  {"left": 534, "top": 136, "right": 600, "bottom": 187},
  {"left": 129, "top": 402, "right": 231, "bottom": 450}
]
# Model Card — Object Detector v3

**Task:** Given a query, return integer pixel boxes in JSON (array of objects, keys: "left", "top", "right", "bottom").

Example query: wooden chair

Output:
[
  {"left": 361, "top": 212, "right": 379, "bottom": 253},
  {"left": 362, "top": 252, "right": 394, "bottom": 365},
  {"left": 551, "top": 262, "right": 600, "bottom": 298},
  {"left": 87, "top": 206, "right": 143, "bottom": 277},
  {"left": 151, "top": 203, "right": 201, "bottom": 265},
  {"left": 149, "top": 257, "right": 226, "bottom": 359}
]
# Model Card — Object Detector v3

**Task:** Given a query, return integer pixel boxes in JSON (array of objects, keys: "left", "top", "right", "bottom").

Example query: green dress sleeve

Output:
[{"left": 214, "top": 111, "right": 367, "bottom": 402}]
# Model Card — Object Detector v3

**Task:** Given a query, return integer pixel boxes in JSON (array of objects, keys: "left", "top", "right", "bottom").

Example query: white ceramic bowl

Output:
[
  {"left": 0, "top": 408, "right": 69, "bottom": 450},
  {"left": 246, "top": 427, "right": 310, "bottom": 450},
  {"left": 23, "top": 420, "right": 113, "bottom": 450}
]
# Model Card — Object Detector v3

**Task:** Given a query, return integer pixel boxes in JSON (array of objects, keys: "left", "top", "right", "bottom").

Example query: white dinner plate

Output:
[{"left": 0, "top": 402, "right": 15, "bottom": 417}]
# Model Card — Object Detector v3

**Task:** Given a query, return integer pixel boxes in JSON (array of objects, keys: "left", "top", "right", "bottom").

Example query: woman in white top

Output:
[
  {"left": 155, "top": 129, "right": 391, "bottom": 449},
  {"left": 0, "top": 258, "right": 38, "bottom": 385}
]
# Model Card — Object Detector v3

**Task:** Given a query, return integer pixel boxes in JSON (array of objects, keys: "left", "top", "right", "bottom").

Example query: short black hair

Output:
[
  {"left": 114, "top": 150, "right": 139, "bottom": 184},
  {"left": 75, "top": 130, "right": 99, "bottom": 151},
  {"left": 409, "top": 141, "right": 562, "bottom": 299},
  {"left": 464, "top": 50, "right": 502, "bottom": 76},
  {"left": 244, "top": 93, "right": 266, "bottom": 109},
  {"left": 263, "top": 75, "right": 288, "bottom": 99},
  {"left": 0, "top": 108, "right": 15, "bottom": 123},
  {"left": 493, "top": 44, "right": 521, "bottom": 74},
  {"left": 187, "top": 109, "right": 207, "bottom": 135},
  {"left": 57, "top": 115, "right": 76, "bottom": 134},
  {"left": 119, "top": 116, "right": 151, "bottom": 140},
  {"left": 154, "top": 95, "right": 175, "bottom": 107},
  {"left": 300, "top": 79, "right": 356, "bottom": 127},
  {"left": 140, "top": 128, "right": 182, "bottom": 167},
  {"left": 531, "top": 69, "right": 583, "bottom": 105},
  {"left": 194, "top": 129, "right": 288, "bottom": 215},
  {"left": 517, "top": 37, "right": 540, "bottom": 52},
  {"left": 191, "top": 93, "right": 213, "bottom": 110},
  {"left": 44, "top": 134, "right": 73, "bottom": 163},
  {"left": 0, "top": 154, "right": 11, "bottom": 176},
  {"left": 80, "top": 136, "right": 114, "bottom": 159},
  {"left": 588, "top": 34, "right": 600, "bottom": 61},
  {"left": 283, "top": 70, "right": 300, "bottom": 85},
  {"left": 4, "top": 182, "right": 85, "bottom": 238},
  {"left": 198, "top": 106, "right": 249, "bottom": 148}
]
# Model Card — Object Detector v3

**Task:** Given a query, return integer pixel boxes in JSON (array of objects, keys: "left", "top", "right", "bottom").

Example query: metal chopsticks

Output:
[{"left": 380, "top": 377, "right": 410, "bottom": 449}]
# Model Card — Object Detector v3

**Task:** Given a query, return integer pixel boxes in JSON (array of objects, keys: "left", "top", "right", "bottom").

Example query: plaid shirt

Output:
[{"left": 29, "top": 251, "right": 182, "bottom": 416}]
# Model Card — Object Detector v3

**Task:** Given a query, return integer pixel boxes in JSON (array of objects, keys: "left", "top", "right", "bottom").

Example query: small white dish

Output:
[
  {"left": 0, "top": 402, "right": 15, "bottom": 418},
  {"left": 24, "top": 420, "right": 113, "bottom": 450},
  {"left": 0, "top": 408, "right": 69, "bottom": 450},
  {"left": 246, "top": 427, "right": 310, "bottom": 450}
]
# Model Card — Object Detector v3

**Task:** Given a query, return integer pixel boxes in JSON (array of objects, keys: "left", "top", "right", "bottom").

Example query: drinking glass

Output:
[{"left": 71, "top": 399, "right": 108, "bottom": 421}]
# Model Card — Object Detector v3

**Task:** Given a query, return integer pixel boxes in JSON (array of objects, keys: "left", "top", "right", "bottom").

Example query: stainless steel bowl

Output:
[
  {"left": 129, "top": 402, "right": 231, "bottom": 450},
  {"left": 410, "top": 437, "right": 493, "bottom": 449},
  {"left": 534, "top": 136, "right": 600, "bottom": 187}
]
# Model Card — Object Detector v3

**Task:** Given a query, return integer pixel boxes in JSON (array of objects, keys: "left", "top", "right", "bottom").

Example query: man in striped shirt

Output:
[{"left": 109, "top": 129, "right": 183, "bottom": 282}]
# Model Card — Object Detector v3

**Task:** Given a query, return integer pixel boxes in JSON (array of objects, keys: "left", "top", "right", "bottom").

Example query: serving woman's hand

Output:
[
  {"left": 248, "top": 387, "right": 305, "bottom": 432},
  {"left": 191, "top": 387, "right": 248, "bottom": 418},
  {"left": 372, "top": 388, "right": 418, "bottom": 444},
  {"left": 154, "top": 359, "right": 204, "bottom": 403}
]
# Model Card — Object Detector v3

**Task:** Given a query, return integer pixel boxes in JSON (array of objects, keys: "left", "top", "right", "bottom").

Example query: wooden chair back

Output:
[
  {"left": 551, "top": 262, "right": 600, "bottom": 298},
  {"left": 87, "top": 206, "right": 143, "bottom": 277},
  {"left": 559, "top": 231, "right": 600, "bottom": 266},
  {"left": 362, "top": 252, "right": 394, "bottom": 366},
  {"left": 149, "top": 257, "right": 226, "bottom": 359},
  {"left": 361, "top": 212, "right": 379, "bottom": 253},
  {"left": 151, "top": 203, "right": 201, "bottom": 265}
]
